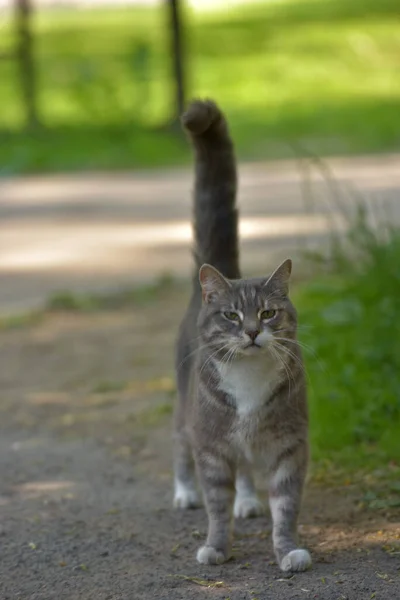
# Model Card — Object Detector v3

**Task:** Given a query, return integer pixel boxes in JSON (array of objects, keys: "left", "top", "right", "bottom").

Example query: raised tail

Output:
[{"left": 181, "top": 99, "right": 240, "bottom": 280}]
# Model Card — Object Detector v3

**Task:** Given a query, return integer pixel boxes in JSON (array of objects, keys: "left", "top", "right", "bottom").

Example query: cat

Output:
[{"left": 173, "top": 99, "right": 311, "bottom": 572}]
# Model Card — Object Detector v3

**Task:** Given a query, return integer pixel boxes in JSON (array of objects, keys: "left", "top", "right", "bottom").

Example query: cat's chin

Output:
[{"left": 239, "top": 345, "right": 265, "bottom": 357}]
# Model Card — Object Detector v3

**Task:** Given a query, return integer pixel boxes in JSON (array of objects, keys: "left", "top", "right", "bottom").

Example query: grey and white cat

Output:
[{"left": 173, "top": 99, "right": 311, "bottom": 572}]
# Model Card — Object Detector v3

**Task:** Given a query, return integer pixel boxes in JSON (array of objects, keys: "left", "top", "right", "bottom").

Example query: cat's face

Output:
[{"left": 198, "top": 260, "right": 296, "bottom": 358}]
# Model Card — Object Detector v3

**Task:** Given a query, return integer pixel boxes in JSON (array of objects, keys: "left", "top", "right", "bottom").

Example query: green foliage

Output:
[
  {"left": 1, "top": 0, "right": 399, "bottom": 173},
  {"left": 295, "top": 215, "right": 400, "bottom": 470}
]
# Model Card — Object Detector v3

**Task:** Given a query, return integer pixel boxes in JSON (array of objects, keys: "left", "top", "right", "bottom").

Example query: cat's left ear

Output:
[
  {"left": 199, "top": 264, "right": 231, "bottom": 303},
  {"left": 263, "top": 258, "right": 292, "bottom": 295}
]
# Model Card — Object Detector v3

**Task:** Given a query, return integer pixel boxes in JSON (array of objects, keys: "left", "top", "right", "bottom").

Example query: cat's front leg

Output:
[
  {"left": 268, "top": 443, "right": 312, "bottom": 572},
  {"left": 195, "top": 450, "right": 235, "bottom": 565}
]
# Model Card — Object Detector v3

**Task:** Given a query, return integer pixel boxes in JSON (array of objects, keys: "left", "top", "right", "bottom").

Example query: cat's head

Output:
[{"left": 198, "top": 260, "right": 297, "bottom": 357}]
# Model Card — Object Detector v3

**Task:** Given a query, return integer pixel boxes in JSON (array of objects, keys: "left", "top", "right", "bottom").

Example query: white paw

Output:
[
  {"left": 280, "top": 549, "right": 312, "bottom": 572},
  {"left": 234, "top": 495, "right": 264, "bottom": 518},
  {"left": 173, "top": 483, "right": 201, "bottom": 509},
  {"left": 196, "top": 545, "right": 229, "bottom": 565}
]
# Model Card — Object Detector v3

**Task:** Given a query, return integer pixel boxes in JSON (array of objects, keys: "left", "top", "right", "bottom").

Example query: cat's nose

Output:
[{"left": 245, "top": 329, "right": 260, "bottom": 342}]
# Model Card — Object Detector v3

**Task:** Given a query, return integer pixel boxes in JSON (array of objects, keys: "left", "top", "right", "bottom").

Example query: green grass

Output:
[
  {"left": 1, "top": 0, "right": 399, "bottom": 173},
  {"left": 295, "top": 216, "right": 400, "bottom": 475}
]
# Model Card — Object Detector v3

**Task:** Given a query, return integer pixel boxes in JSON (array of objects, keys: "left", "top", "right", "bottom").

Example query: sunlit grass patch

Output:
[{"left": 1, "top": 0, "right": 399, "bottom": 173}]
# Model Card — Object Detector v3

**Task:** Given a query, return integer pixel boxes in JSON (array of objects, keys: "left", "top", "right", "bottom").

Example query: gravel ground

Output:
[{"left": 0, "top": 290, "right": 399, "bottom": 599}]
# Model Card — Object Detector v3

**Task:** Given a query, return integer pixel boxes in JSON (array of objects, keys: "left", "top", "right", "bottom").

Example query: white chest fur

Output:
[{"left": 215, "top": 354, "right": 281, "bottom": 417}]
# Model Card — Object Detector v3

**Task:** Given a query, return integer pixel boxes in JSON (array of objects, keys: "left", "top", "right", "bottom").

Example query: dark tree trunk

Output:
[
  {"left": 167, "top": 0, "right": 185, "bottom": 121},
  {"left": 15, "top": 0, "right": 39, "bottom": 129}
]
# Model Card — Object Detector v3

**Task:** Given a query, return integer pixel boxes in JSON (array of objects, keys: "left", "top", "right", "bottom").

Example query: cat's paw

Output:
[
  {"left": 196, "top": 545, "right": 230, "bottom": 565},
  {"left": 234, "top": 495, "right": 264, "bottom": 518},
  {"left": 280, "top": 549, "right": 312, "bottom": 572},
  {"left": 173, "top": 483, "right": 201, "bottom": 509}
]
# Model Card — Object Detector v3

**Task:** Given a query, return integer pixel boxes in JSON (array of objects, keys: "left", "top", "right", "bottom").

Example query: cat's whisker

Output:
[
  {"left": 273, "top": 328, "right": 313, "bottom": 341},
  {"left": 177, "top": 340, "right": 220, "bottom": 370},
  {"left": 273, "top": 336, "right": 317, "bottom": 357},
  {"left": 269, "top": 344, "right": 293, "bottom": 398},
  {"left": 273, "top": 343, "right": 303, "bottom": 409},
  {"left": 273, "top": 336, "right": 325, "bottom": 374},
  {"left": 204, "top": 343, "right": 239, "bottom": 390},
  {"left": 273, "top": 342, "right": 311, "bottom": 390},
  {"left": 277, "top": 342, "right": 317, "bottom": 400},
  {"left": 275, "top": 325, "right": 314, "bottom": 335},
  {"left": 273, "top": 341, "right": 307, "bottom": 372},
  {"left": 225, "top": 346, "right": 239, "bottom": 369},
  {"left": 199, "top": 341, "right": 234, "bottom": 377}
]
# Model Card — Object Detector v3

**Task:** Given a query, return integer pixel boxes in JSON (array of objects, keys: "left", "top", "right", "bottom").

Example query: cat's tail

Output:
[{"left": 181, "top": 99, "right": 240, "bottom": 280}]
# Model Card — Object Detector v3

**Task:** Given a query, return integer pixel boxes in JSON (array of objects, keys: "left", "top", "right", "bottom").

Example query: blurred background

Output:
[
  {"left": 0, "top": 4, "right": 399, "bottom": 594},
  {"left": 0, "top": 0, "right": 399, "bottom": 172},
  {"left": 1, "top": 0, "right": 399, "bottom": 310}
]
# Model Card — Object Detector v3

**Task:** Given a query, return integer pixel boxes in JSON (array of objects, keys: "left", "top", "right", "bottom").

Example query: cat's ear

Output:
[
  {"left": 199, "top": 264, "right": 230, "bottom": 303},
  {"left": 263, "top": 258, "right": 292, "bottom": 294}
]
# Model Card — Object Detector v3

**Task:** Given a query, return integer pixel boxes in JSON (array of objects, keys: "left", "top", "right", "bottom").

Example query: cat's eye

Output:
[
  {"left": 223, "top": 311, "right": 240, "bottom": 322},
  {"left": 260, "top": 309, "right": 276, "bottom": 321}
]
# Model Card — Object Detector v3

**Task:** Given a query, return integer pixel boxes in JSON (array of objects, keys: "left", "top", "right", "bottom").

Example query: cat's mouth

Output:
[{"left": 242, "top": 342, "right": 262, "bottom": 352}]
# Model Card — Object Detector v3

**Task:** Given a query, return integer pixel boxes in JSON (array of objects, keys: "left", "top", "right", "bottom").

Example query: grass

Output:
[
  {"left": 0, "top": 0, "right": 399, "bottom": 174},
  {"left": 294, "top": 209, "right": 400, "bottom": 475}
]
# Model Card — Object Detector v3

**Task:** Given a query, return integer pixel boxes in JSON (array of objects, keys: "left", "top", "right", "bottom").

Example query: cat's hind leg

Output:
[
  {"left": 173, "top": 427, "right": 201, "bottom": 509},
  {"left": 174, "top": 332, "right": 201, "bottom": 510},
  {"left": 234, "top": 460, "right": 264, "bottom": 518}
]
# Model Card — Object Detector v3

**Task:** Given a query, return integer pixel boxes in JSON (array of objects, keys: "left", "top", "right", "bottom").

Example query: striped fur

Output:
[{"left": 174, "top": 100, "right": 311, "bottom": 572}]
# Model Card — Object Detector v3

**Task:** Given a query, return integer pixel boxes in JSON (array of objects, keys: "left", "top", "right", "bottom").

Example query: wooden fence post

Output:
[
  {"left": 15, "top": 0, "right": 40, "bottom": 129},
  {"left": 167, "top": 0, "right": 186, "bottom": 121}
]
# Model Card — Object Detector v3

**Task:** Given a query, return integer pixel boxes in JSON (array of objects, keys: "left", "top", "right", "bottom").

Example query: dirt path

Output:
[
  {"left": 1, "top": 153, "right": 400, "bottom": 315},
  {"left": 0, "top": 285, "right": 399, "bottom": 600}
]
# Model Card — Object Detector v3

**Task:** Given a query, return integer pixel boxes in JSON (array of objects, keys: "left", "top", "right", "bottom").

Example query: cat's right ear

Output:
[{"left": 199, "top": 264, "right": 230, "bottom": 303}]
